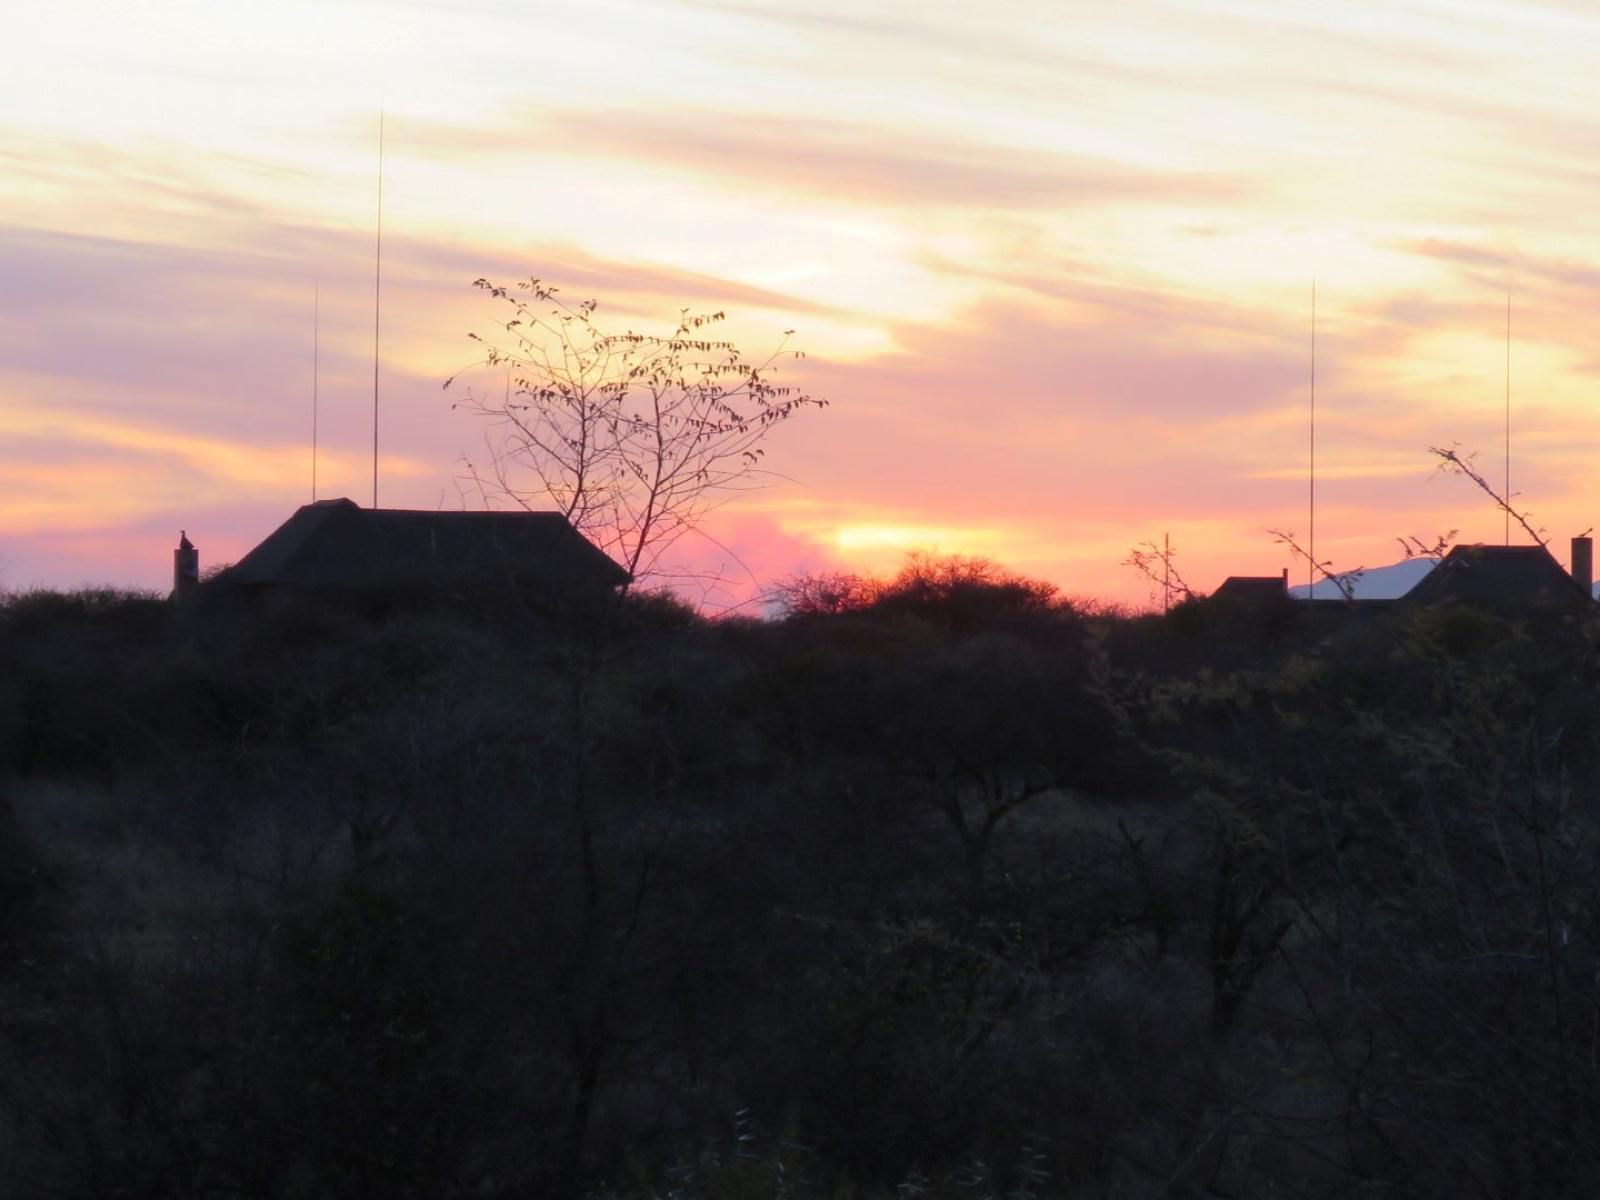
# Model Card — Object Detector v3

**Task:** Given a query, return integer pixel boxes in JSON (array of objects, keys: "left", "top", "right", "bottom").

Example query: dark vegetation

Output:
[{"left": 3, "top": 562, "right": 1600, "bottom": 1197}]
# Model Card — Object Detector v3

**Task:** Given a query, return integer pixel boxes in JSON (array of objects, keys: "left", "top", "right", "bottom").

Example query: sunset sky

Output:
[{"left": 8, "top": 0, "right": 1600, "bottom": 607}]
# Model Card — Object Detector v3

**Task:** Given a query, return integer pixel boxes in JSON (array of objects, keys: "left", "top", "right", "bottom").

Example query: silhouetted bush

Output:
[{"left": 776, "top": 553, "right": 1074, "bottom": 637}]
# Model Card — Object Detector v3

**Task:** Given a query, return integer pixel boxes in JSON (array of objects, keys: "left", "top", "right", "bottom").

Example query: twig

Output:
[
  {"left": 1123, "top": 539, "right": 1197, "bottom": 610},
  {"left": 1267, "top": 528, "right": 1362, "bottom": 603},
  {"left": 1428, "top": 445, "right": 1547, "bottom": 548}
]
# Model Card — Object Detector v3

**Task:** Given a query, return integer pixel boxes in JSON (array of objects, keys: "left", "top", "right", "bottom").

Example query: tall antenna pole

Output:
[
  {"left": 1309, "top": 280, "right": 1317, "bottom": 598},
  {"left": 312, "top": 281, "right": 320, "bottom": 502},
  {"left": 1504, "top": 290, "right": 1511, "bottom": 545},
  {"left": 1163, "top": 530, "right": 1171, "bottom": 615},
  {"left": 372, "top": 107, "right": 385, "bottom": 510}
]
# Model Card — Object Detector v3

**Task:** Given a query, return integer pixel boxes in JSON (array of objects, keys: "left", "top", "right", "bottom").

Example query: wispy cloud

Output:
[
  {"left": 395, "top": 235, "right": 857, "bottom": 321},
  {"left": 396, "top": 108, "right": 1254, "bottom": 212},
  {"left": 1399, "top": 238, "right": 1600, "bottom": 298}
]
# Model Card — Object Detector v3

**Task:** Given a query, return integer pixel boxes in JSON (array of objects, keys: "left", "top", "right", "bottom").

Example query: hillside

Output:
[{"left": 1286, "top": 555, "right": 1439, "bottom": 599}]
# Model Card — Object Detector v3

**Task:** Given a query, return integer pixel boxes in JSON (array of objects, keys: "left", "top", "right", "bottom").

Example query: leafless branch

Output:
[
  {"left": 1428, "top": 445, "right": 1548, "bottom": 548},
  {"left": 1396, "top": 531, "right": 1458, "bottom": 560},
  {"left": 1268, "top": 528, "right": 1362, "bottom": 603},
  {"left": 1122, "top": 539, "right": 1197, "bottom": 611}
]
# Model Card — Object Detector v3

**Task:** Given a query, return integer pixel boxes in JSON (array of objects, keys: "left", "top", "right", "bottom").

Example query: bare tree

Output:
[
  {"left": 1123, "top": 536, "right": 1197, "bottom": 611},
  {"left": 446, "top": 278, "right": 828, "bottom": 586}
]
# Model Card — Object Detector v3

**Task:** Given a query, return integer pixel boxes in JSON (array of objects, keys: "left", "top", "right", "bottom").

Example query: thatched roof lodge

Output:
[
  {"left": 198, "top": 498, "right": 628, "bottom": 599},
  {"left": 1400, "top": 543, "right": 1591, "bottom": 613}
]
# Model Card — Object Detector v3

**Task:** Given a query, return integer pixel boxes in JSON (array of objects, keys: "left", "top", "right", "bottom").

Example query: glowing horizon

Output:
[{"left": 7, "top": 0, "right": 1600, "bottom": 608}]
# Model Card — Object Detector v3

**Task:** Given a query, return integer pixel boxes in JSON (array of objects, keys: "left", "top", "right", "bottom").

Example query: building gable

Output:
[
  {"left": 1400, "top": 543, "right": 1590, "bottom": 611},
  {"left": 217, "top": 499, "right": 629, "bottom": 593}
]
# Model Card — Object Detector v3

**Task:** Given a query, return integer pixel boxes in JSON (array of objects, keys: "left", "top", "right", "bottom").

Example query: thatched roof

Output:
[
  {"left": 1400, "top": 543, "right": 1589, "bottom": 611},
  {"left": 217, "top": 499, "right": 629, "bottom": 592},
  {"left": 1213, "top": 575, "right": 1287, "bottom": 603}
]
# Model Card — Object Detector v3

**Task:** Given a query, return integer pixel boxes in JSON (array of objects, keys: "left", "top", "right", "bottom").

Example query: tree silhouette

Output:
[
  {"left": 447, "top": 278, "right": 827, "bottom": 586},
  {"left": 1123, "top": 536, "right": 1196, "bottom": 611}
]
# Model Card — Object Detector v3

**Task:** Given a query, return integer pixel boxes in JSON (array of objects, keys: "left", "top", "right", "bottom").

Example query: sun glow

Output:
[{"left": 826, "top": 522, "right": 1017, "bottom": 571}]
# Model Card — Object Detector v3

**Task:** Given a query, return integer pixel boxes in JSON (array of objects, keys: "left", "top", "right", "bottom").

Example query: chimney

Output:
[
  {"left": 173, "top": 530, "right": 199, "bottom": 600},
  {"left": 1572, "top": 535, "right": 1593, "bottom": 599},
  {"left": 1281, "top": 567, "right": 1289, "bottom": 592}
]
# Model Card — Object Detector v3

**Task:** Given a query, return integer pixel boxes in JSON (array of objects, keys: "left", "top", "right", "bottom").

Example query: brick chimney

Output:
[
  {"left": 1572, "top": 535, "right": 1593, "bottom": 599},
  {"left": 173, "top": 530, "right": 198, "bottom": 600}
]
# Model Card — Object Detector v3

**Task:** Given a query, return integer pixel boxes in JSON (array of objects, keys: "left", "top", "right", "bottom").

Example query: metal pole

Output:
[
  {"left": 312, "top": 281, "right": 319, "bottom": 502},
  {"left": 372, "top": 108, "right": 385, "bottom": 509},
  {"left": 1163, "top": 531, "right": 1171, "bottom": 614}
]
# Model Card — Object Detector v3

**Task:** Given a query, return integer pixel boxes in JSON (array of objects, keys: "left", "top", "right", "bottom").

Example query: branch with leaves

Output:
[
  {"left": 1267, "top": 528, "right": 1362, "bottom": 603},
  {"left": 1395, "top": 531, "right": 1457, "bottom": 561},
  {"left": 1122, "top": 538, "right": 1197, "bottom": 611},
  {"left": 1428, "top": 445, "right": 1547, "bottom": 548}
]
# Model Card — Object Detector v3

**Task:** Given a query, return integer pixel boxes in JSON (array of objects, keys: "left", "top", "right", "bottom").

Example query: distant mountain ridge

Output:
[
  {"left": 1286, "top": 557, "right": 1439, "bottom": 601},
  {"left": 1286, "top": 553, "right": 1600, "bottom": 601}
]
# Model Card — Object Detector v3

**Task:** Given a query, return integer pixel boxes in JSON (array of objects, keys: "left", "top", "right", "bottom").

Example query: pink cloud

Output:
[{"left": 396, "top": 107, "right": 1255, "bottom": 212}]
